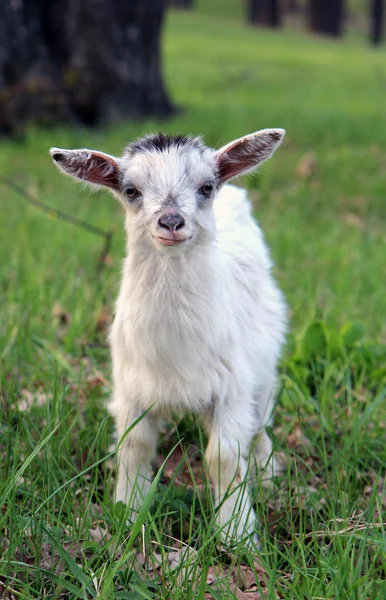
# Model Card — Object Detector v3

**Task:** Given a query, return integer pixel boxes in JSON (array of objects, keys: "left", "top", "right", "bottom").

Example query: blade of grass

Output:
[
  {"left": 0, "top": 420, "right": 61, "bottom": 507},
  {"left": 41, "top": 525, "right": 96, "bottom": 599}
]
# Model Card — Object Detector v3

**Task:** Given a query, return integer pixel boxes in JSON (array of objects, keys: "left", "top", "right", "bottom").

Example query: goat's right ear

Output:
[{"left": 49, "top": 148, "right": 121, "bottom": 190}]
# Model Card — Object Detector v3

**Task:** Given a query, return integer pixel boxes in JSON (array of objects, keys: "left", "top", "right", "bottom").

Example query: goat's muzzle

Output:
[
  {"left": 154, "top": 211, "right": 191, "bottom": 246},
  {"left": 158, "top": 212, "right": 185, "bottom": 232}
]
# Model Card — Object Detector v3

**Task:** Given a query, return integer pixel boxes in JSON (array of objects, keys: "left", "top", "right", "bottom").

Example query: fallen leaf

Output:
[
  {"left": 206, "top": 566, "right": 220, "bottom": 586},
  {"left": 296, "top": 152, "right": 317, "bottom": 179},
  {"left": 234, "top": 560, "right": 268, "bottom": 591},
  {"left": 343, "top": 212, "right": 365, "bottom": 229},
  {"left": 89, "top": 523, "right": 111, "bottom": 543},
  {"left": 233, "top": 587, "right": 262, "bottom": 599},
  {"left": 286, "top": 426, "right": 311, "bottom": 449},
  {"left": 39, "top": 540, "right": 92, "bottom": 573},
  {"left": 157, "top": 444, "right": 207, "bottom": 490},
  {"left": 18, "top": 389, "right": 50, "bottom": 412},
  {"left": 136, "top": 552, "right": 146, "bottom": 566}
]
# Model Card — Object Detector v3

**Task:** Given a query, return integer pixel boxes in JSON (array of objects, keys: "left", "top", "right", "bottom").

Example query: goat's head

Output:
[{"left": 50, "top": 129, "right": 285, "bottom": 255}]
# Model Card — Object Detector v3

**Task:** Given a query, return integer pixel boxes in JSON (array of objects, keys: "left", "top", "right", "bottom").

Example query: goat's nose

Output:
[{"left": 158, "top": 212, "right": 185, "bottom": 231}]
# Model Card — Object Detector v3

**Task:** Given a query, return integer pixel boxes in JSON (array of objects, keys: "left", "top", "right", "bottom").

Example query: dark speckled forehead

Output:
[{"left": 124, "top": 133, "right": 207, "bottom": 158}]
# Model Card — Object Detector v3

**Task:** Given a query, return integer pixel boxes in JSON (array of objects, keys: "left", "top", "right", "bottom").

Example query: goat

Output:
[{"left": 50, "top": 129, "right": 287, "bottom": 547}]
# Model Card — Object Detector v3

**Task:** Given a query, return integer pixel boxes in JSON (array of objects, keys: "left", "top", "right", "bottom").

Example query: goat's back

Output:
[{"left": 215, "top": 185, "right": 271, "bottom": 269}]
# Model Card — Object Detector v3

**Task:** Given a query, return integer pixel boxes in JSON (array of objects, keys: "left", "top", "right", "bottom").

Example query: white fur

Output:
[{"left": 50, "top": 130, "right": 287, "bottom": 547}]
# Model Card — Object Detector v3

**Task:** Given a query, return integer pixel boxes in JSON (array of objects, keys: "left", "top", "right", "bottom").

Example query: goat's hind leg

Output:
[
  {"left": 252, "top": 428, "right": 282, "bottom": 482},
  {"left": 251, "top": 377, "right": 283, "bottom": 484}
]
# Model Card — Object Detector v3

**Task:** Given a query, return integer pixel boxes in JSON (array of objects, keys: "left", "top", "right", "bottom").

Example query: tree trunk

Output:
[
  {"left": 285, "top": 0, "right": 300, "bottom": 13},
  {"left": 309, "top": 0, "right": 345, "bottom": 37},
  {"left": 0, "top": 0, "right": 66, "bottom": 135},
  {"left": 0, "top": 0, "right": 174, "bottom": 136},
  {"left": 370, "top": 0, "right": 384, "bottom": 45},
  {"left": 248, "top": 0, "right": 282, "bottom": 28},
  {"left": 170, "top": 0, "right": 194, "bottom": 7}
]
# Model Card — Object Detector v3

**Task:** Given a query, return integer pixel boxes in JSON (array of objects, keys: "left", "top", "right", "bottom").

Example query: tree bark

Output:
[
  {"left": 309, "top": 0, "right": 345, "bottom": 37},
  {"left": 170, "top": 0, "right": 194, "bottom": 7},
  {"left": 247, "top": 0, "right": 282, "bottom": 28},
  {"left": 370, "top": 0, "right": 384, "bottom": 45},
  {"left": 0, "top": 0, "right": 174, "bottom": 135},
  {"left": 286, "top": 0, "right": 299, "bottom": 12}
]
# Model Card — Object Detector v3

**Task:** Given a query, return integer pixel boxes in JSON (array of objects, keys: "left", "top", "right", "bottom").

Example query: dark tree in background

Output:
[
  {"left": 309, "top": 0, "right": 345, "bottom": 37},
  {"left": 0, "top": 0, "right": 174, "bottom": 135},
  {"left": 285, "top": 0, "right": 300, "bottom": 13},
  {"left": 247, "top": 0, "right": 282, "bottom": 28},
  {"left": 370, "top": 0, "right": 384, "bottom": 45},
  {"left": 170, "top": 0, "right": 194, "bottom": 7}
]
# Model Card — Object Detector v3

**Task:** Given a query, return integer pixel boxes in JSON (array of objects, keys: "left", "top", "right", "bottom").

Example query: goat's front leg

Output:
[
  {"left": 113, "top": 404, "right": 158, "bottom": 521},
  {"left": 204, "top": 407, "right": 258, "bottom": 548}
]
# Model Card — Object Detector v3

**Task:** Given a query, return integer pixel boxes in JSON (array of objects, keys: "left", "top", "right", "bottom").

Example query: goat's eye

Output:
[
  {"left": 200, "top": 182, "right": 214, "bottom": 197},
  {"left": 125, "top": 185, "right": 140, "bottom": 200}
]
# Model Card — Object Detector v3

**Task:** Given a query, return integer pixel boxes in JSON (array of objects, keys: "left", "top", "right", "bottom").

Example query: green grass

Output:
[{"left": 1, "top": 3, "right": 386, "bottom": 599}]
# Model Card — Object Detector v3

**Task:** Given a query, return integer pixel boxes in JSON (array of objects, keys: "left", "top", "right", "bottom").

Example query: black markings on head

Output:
[{"left": 125, "top": 133, "right": 205, "bottom": 157}]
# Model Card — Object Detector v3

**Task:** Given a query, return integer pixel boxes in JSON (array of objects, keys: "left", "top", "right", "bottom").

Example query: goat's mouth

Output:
[{"left": 154, "top": 236, "right": 191, "bottom": 246}]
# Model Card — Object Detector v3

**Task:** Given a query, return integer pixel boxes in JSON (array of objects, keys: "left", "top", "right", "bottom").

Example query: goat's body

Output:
[
  {"left": 109, "top": 184, "right": 285, "bottom": 419},
  {"left": 51, "top": 129, "right": 287, "bottom": 547},
  {"left": 109, "top": 184, "right": 286, "bottom": 544}
]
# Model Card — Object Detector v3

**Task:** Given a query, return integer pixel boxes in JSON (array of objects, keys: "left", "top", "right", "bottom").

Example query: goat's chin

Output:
[{"left": 151, "top": 234, "right": 194, "bottom": 255}]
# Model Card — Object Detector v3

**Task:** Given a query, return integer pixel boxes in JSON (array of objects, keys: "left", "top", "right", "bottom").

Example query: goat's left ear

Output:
[
  {"left": 50, "top": 148, "right": 121, "bottom": 190},
  {"left": 215, "top": 128, "right": 285, "bottom": 184}
]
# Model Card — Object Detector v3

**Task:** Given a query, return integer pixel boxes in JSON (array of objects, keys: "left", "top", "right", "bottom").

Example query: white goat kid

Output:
[{"left": 50, "top": 129, "right": 287, "bottom": 547}]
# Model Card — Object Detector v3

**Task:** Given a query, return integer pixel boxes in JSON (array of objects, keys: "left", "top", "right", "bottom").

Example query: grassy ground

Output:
[{"left": 1, "top": 3, "right": 386, "bottom": 599}]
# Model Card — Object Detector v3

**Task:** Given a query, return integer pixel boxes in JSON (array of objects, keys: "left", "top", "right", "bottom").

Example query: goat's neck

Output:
[{"left": 121, "top": 232, "right": 218, "bottom": 311}]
